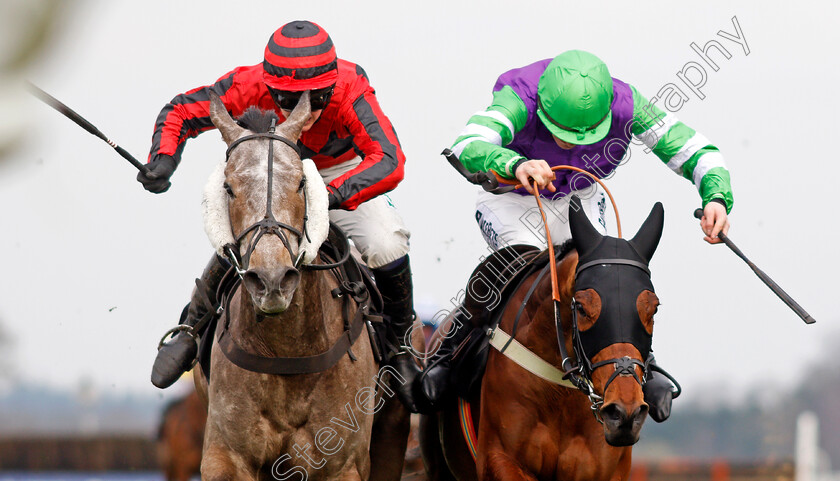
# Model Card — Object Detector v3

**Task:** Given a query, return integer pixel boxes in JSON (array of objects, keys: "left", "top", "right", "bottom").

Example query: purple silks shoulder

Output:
[{"left": 494, "top": 59, "right": 635, "bottom": 198}]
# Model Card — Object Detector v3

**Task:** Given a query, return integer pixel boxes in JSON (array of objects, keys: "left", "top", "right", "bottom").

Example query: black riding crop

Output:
[
  {"left": 27, "top": 82, "right": 150, "bottom": 175},
  {"left": 693, "top": 208, "right": 815, "bottom": 325}
]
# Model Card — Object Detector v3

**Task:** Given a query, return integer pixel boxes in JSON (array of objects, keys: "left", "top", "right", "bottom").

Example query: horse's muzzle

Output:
[
  {"left": 242, "top": 265, "right": 301, "bottom": 314},
  {"left": 601, "top": 402, "right": 648, "bottom": 447}
]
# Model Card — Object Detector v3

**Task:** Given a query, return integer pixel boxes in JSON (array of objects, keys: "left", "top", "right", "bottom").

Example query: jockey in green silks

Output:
[{"left": 417, "top": 50, "right": 734, "bottom": 421}]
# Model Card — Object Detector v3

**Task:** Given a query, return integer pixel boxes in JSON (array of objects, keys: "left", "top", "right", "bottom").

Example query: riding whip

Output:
[
  {"left": 693, "top": 208, "right": 815, "bottom": 324},
  {"left": 27, "top": 82, "right": 150, "bottom": 175}
]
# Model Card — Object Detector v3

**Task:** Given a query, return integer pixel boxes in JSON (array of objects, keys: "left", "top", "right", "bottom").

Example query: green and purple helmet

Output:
[{"left": 537, "top": 50, "right": 614, "bottom": 146}]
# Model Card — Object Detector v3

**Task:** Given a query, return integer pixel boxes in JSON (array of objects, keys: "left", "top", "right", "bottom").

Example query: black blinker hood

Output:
[
  {"left": 574, "top": 236, "right": 654, "bottom": 362},
  {"left": 568, "top": 195, "right": 664, "bottom": 366}
]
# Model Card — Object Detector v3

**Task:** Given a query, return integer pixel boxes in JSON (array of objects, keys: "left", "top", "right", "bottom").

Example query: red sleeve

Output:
[
  {"left": 327, "top": 86, "right": 406, "bottom": 211},
  {"left": 147, "top": 65, "right": 270, "bottom": 163}
]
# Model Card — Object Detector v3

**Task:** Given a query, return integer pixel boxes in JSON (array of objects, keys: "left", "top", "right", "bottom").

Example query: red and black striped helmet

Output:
[{"left": 263, "top": 21, "right": 338, "bottom": 91}]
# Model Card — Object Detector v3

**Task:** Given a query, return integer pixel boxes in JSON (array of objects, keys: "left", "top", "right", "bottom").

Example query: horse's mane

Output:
[
  {"left": 555, "top": 239, "right": 576, "bottom": 261},
  {"left": 236, "top": 107, "right": 279, "bottom": 133}
]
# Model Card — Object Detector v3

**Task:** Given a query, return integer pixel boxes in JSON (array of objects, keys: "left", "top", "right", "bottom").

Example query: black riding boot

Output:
[
  {"left": 151, "top": 254, "right": 228, "bottom": 389},
  {"left": 372, "top": 255, "right": 422, "bottom": 413},
  {"left": 415, "top": 308, "right": 472, "bottom": 412},
  {"left": 643, "top": 356, "right": 675, "bottom": 423}
]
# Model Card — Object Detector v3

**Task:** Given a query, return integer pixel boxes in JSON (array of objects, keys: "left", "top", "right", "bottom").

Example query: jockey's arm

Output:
[
  {"left": 628, "top": 84, "right": 734, "bottom": 244},
  {"left": 147, "top": 66, "right": 262, "bottom": 167},
  {"left": 139, "top": 67, "right": 265, "bottom": 193},
  {"left": 450, "top": 86, "right": 530, "bottom": 179},
  {"left": 326, "top": 88, "right": 405, "bottom": 211}
]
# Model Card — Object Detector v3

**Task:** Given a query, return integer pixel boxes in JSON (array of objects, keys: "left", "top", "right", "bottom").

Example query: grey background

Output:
[{"left": 0, "top": 0, "right": 837, "bottom": 407}]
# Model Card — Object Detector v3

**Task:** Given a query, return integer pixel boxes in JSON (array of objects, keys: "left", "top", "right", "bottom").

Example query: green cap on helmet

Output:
[{"left": 537, "top": 50, "right": 614, "bottom": 146}]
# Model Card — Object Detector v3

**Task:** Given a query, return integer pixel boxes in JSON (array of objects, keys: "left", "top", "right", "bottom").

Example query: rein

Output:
[
  {"left": 495, "top": 168, "right": 651, "bottom": 420},
  {"left": 529, "top": 170, "right": 634, "bottom": 415},
  {"left": 455, "top": 161, "right": 680, "bottom": 460},
  {"left": 459, "top": 169, "right": 638, "bottom": 459}
]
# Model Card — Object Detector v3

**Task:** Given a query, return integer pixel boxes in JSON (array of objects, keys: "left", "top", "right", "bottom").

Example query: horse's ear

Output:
[
  {"left": 569, "top": 195, "right": 602, "bottom": 255},
  {"left": 208, "top": 90, "right": 244, "bottom": 145},
  {"left": 277, "top": 90, "right": 312, "bottom": 143},
  {"left": 629, "top": 202, "right": 664, "bottom": 262}
]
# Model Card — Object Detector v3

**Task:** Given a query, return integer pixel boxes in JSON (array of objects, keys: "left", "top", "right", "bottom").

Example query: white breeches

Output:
[
  {"left": 317, "top": 158, "right": 410, "bottom": 269},
  {"left": 474, "top": 183, "right": 608, "bottom": 250}
]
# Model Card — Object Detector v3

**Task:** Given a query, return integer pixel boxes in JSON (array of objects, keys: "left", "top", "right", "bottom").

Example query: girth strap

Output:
[{"left": 216, "top": 305, "right": 368, "bottom": 375}]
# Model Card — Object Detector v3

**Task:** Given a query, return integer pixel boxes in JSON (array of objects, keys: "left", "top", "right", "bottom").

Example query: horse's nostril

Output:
[
  {"left": 243, "top": 267, "right": 300, "bottom": 298},
  {"left": 280, "top": 267, "right": 300, "bottom": 293},
  {"left": 601, "top": 403, "right": 626, "bottom": 423},
  {"left": 242, "top": 271, "right": 267, "bottom": 296}
]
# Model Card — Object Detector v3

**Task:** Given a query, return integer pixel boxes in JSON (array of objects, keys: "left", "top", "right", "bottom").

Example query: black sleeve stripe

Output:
[
  {"left": 181, "top": 115, "right": 215, "bottom": 139},
  {"left": 298, "top": 143, "right": 317, "bottom": 159},
  {"left": 149, "top": 104, "right": 174, "bottom": 161},
  {"left": 148, "top": 73, "right": 236, "bottom": 161},
  {"left": 334, "top": 94, "right": 399, "bottom": 201},
  {"left": 355, "top": 64, "right": 369, "bottom": 81},
  {"left": 171, "top": 73, "right": 236, "bottom": 105},
  {"left": 316, "top": 131, "right": 354, "bottom": 159}
]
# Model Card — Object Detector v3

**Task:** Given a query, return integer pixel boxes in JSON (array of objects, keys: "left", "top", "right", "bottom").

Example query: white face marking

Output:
[
  {"left": 203, "top": 127, "right": 327, "bottom": 265},
  {"left": 228, "top": 139, "right": 303, "bottom": 261}
]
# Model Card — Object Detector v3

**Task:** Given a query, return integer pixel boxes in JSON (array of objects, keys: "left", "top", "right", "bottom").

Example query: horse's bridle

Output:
[
  {"left": 566, "top": 259, "right": 651, "bottom": 407},
  {"left": 556, "top": 257, "right": 680, "bottom": 422},
  {"left": 221, "top": 119, "right": 312, "bottom": 276}
]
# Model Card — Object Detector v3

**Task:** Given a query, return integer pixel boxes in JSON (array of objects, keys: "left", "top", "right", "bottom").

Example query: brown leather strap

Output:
[{"left": 216, "top": 304, "right": 368, "bottom": 375}]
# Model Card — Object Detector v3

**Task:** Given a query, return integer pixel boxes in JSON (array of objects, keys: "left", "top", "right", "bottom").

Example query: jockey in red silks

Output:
[
  {"left": 139, "top": 20, "right": 421, "bottom": 412},
  {"left": 417, "top": 50, "right": 735, "bottom": 420}
]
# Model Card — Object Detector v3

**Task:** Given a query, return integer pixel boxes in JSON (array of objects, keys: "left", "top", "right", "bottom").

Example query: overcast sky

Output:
[{"left": 1, "top": 0, "right": 838, "bottom": 405}]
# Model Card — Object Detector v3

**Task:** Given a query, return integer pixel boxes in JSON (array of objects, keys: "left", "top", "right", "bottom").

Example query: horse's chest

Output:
[
  {"left": 511, "top": 422, "right": 625, "bottom": 481},
  {"left": 552, "top": 436, "right": 628, "bottom": 481}
]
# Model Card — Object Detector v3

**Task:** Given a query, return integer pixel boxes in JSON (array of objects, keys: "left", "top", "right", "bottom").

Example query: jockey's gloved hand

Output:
[
  {"left": 643, "top": 368, "right": 674, "bottom": 423},
  {"left": 137, "top": 154, "right": 177, "bottom": 193}
]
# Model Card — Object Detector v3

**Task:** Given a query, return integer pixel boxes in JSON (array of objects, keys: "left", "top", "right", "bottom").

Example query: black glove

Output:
[
  {"left": 643, "top": 369, "right": 674, "bottom": 423},
  {"left": 137, "top": 155, "right": 177, "bottom": 193},
  {"left": 327, "top": 186, "right": 343, "bottom": 210}
]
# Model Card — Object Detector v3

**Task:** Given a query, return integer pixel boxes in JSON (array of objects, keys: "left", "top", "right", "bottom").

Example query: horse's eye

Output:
[
  {"left": 224, "top": 182, "right": 235, "bottom": 198},
  {"left": 298, "top": 177, "right": 306, "bottom": 192}
]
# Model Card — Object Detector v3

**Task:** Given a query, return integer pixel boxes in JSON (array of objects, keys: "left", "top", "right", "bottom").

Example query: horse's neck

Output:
[
  {"left": 517, "top": 297, "right": 575, "bottom": 366},
  {"left": 232, "top": 271, "right": 334, "bottom": 358},
  {"left": 514, "top": 258, "right": 578, "bottom": 369}
]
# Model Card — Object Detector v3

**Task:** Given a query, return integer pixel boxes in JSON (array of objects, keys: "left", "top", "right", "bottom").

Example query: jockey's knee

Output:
[{"left": 360, "top": 230, "right": 410, "bottom": 269}]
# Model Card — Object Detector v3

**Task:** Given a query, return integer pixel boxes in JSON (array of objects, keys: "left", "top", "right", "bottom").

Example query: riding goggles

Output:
[{"left": 269, "top": 86, "right": 334, "bottom": 111}]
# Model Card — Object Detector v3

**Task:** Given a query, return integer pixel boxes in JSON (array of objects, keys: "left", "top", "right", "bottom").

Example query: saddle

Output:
[
  {"left": 196, "top": 222, "right": 386, "bottom": 380},
  {"left": 449, "top": 244, "right": 571, "bottom": 401}
]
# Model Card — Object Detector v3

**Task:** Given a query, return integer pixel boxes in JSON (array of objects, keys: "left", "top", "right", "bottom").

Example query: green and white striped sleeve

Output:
[
  {"left": 451, "top": 86, "right": 529, "bottom": 179},
  {"left": 629, "top": 85, "right": 734, "bottom": 212}
]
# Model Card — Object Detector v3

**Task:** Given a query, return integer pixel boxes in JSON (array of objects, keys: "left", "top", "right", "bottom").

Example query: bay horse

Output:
[
  {"left": 193, "top": 91, "right": 410, "bottom": 481},
  {"left": 157, "top": 388, "right": 206, "bottom": 481},
  {"left": 420, "top": 196, "right": 666, "bottom": 481}
]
